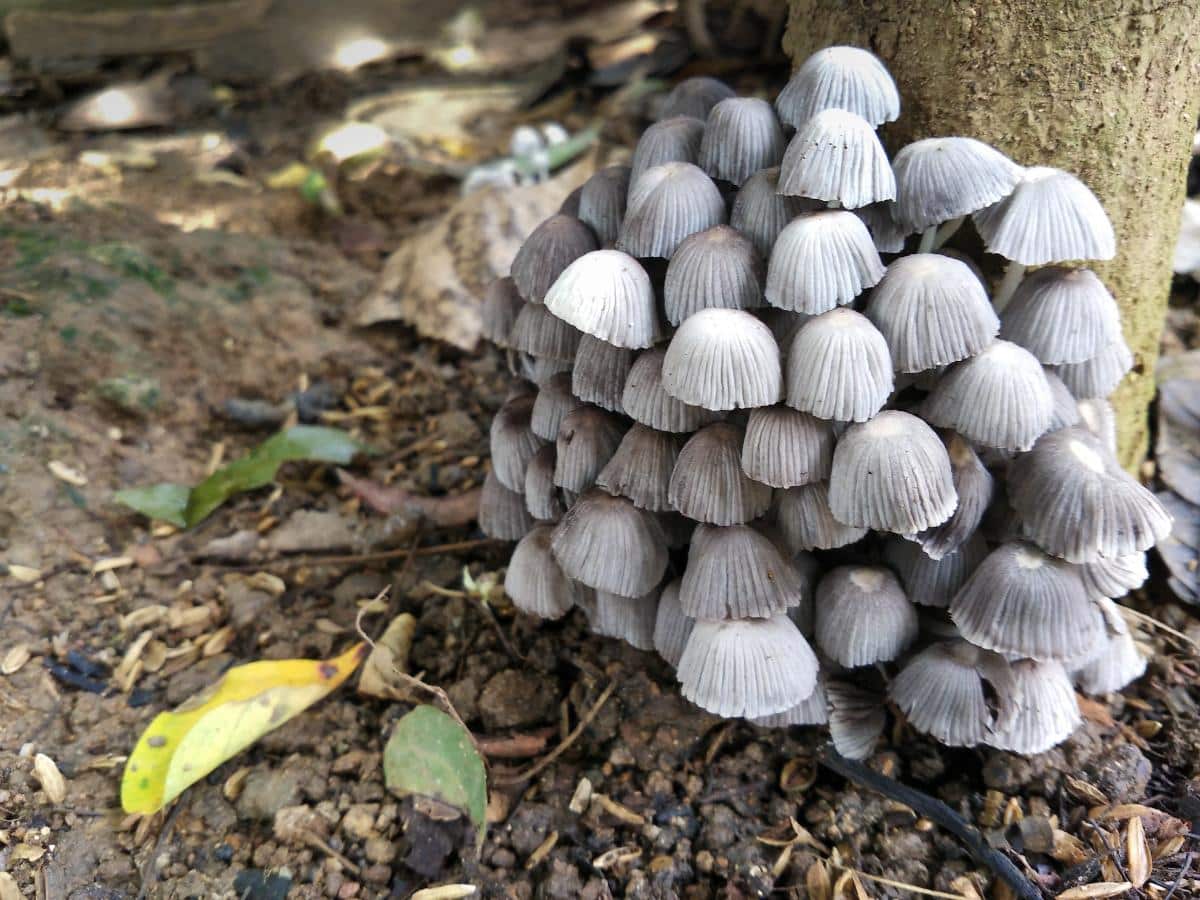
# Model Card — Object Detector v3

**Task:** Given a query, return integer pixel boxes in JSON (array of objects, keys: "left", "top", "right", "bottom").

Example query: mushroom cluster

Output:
[{"left": 479, "top": 47, "right": 1173, "bottom": 758}]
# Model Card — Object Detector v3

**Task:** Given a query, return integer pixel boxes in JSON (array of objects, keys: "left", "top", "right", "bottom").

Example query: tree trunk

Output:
[{"left": 783, "top": 0, "right": 1200, "bottom": 470}]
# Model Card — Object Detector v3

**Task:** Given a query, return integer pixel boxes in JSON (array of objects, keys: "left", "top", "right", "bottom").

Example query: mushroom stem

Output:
[
  {"left": 827, "top": 199, "right": 842, "bottom": 209},
  {"left": 932, "top": 216, "right": 965, "bottom": 248},
  {"left": 993, "top": 260, "right": 1026, "bottom": 312},
  {"left": 918, "top": 227, "right": 938, "bottom": 253}
]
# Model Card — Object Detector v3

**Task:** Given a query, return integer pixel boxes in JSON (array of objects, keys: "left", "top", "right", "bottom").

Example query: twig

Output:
[
  {"left": 1084, "top": 819, "right": 1132, "bottom": 885},
  {"left": 837, "top": 867, "right": 973, "bottom": 899},
  {"left": 207, "top": 537, "right": 501, "bottom": 571},
  {"left": 135, "top": 799, "right": 187, "bottom": 900},
  {"left": 1164, "top": 849, "right": 1194, "bottom": 900},
  {"left": 1121, "top": 607, "right": 1200, "bottom": 655},
  {"left": 493, "top": 681, "right": 617, "bottom": 786},
  {"left": 818, "top": 745, "right": 1043, "bottom": 900}
]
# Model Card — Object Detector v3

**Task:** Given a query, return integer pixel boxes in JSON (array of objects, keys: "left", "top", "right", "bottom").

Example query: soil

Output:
[{"left": 2, "top": 33, "right": 1200, "bottom": 900}]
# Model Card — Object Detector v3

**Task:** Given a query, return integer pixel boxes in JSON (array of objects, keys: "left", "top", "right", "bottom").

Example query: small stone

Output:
[
  {"left": 274, "top": 805, "right": 329, "bottom": 844},
  {"left": 336, "top": 881, "right": 360, "bottom": 899},
  {"left": 541, "top": 859, "right": 583, "bottom": 899},
  {"left": 361, "top": 863, "right": 391, "bottom": 885},
  {"left": 267, "top": 510, "right": 355, "bottom": 553},
  {"left": 237, "top": 769, "right": 303, "bottom": 821},
  {"left": 340, "top": 804, "right": 379, "bottom": 841},
  {"left": 363, "top": 836, "right": 394, "bottom": 864},
  {"left": 432, "top": 410, "right": 482, "bottom": 448},
  {"left": 1085, "top": 743, "right": 1152, "bottom": 804},
  {"left": 1018, "top": 815, "right": 1056, "bottom": 854},
  {"left": 478, "top": 669, "right": 557, "bottom": 730}
]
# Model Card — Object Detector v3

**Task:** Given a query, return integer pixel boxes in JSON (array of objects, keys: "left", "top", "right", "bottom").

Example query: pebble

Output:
[
  {"left": 478, "top": 669, "right": 557, "bottom": 730},
  {"left": 237, "top": 769, "right": 303, "bottom": 821},
  {"left": 1085, "top": 743, "right": 1152, "bottom": 803},
  {"left": 340, "top": 804, "right": 379, "bottom": 841},
  {"left": 363, "top": 836, "right": 394, "bottom": 864},
  {"left": 267, "top": 510, "right": 355, "bottom": 553}
]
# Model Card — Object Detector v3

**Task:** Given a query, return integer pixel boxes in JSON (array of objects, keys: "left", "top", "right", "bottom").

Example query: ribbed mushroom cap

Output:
[
  {"left": 544, "top": 249, "right": 663, "bottom": 349},
  {"left": 1044, "top": 370, "right": 1084, "bottom": 432},
  {"left": 885, "top": 532, "right": 987, "bottom": 608},
  {"left": 668, "top": 423, "right": 774, "bottom": 525},
  {"left": 828, "top": 411, "right": 957, "bottom": 533},
  {"left": 949, "top": 540, "right": 1105, "bottom": 660},
  {"left": 554, "top": 406, "right": 626, "bottom": 493},
  {"left": 973, "top": 166, "right": 1116, "bottom": 264},
  {"left": 889, "top": 640, "right": 1017, "bottom": 747},
  {"left": 699, "top": 97, "right": 786, "bottom": 187},
  {"left": 731, "top": 167, "right": 818, "bottom": 259},
  {"left": 1008, "top": 427, "right": 1172, "bottom": 563},
  {"left": 559, "top": 184, "right": 584, "bottom": 217},
  {"left": 677, "top": 614, "right": 819, "bottom": 719},
  {"left": 922, "top": 340, "right": 1054, "bottom": 451},
  {"left": 490, "top": 394, "right": 547, "bottom": 491},
  {"left": 617, "top": 162, "right": 727, "bottom": 259},
  {"left": 661, "top": 308, "right": 783, "bottom": 411},
  {"left": 658, "top": 76, "right": 737, "bottom": 121},
  {"left": 596, "top": 423, "right": 680, "bottom": 512},
  {"left": 550, "top": 490, "right": 668, "bottom": 596},
  {"left": 531, "top": 373, "right": 585, "bottom": 441},
  {"left": 509, "top": 302, "right": 583, "bottom": 361},
  {"left": 524, "top": 444, "right": 566, "bottom": 522},
  {"left": 664, "top": 225, "right": 764, "bottom": 325},
  {"left": 578, "top": 165, "right": 630, "bottom": 245},
  {"left": 778, "top": 109, "right": 896, "bottom": 208},
  {"left": 827, "top": 681, "right": 887, "bottom": 760},
  {"left": 510, "top": 213, "right": 599, "bottom": 303},
  {"left": 630, "top": 116, "right": 706, "bottom": 191},
  {"left": 592, "top": 589, "right": 659, "bottom": 651},
  {"left": 1076, "top": 397, "right": 1118, "bottom": 454},
  {"left": 479, "top": 469, "right": 536, "bottom": 541},
  {"left": 1000, "top": 267, "right": 1122, "bottom": 365},
  {"left": 784, "top": 309, "right": 892, "bottom": 423},
  {"left": 775, "top": 45, "right": 900, "bottom": 128},
  {"left": 890, "top": 137, "right": 1022, "bottom": 231},
  {"left": 481, "top": 277, "right": 524, "bottom": 347},
  {"left": 680, "top": 524, "right": 805, "bottom": 619},
  {"left": 750, "top": 677, "right": 828, "bottom": 727},
  {"left": 505, "top": 525, "right": 577, "bottom": 619},
  {"left": 1081, "top": 552, "right": 1149, "bottom": 598},
  {"left": 516, "top": 353, "right": 572, "bottom": 386},
  {"left": 864, "top": 254, "right": 999, "bottom": 373},
  {"left": 653, "top": 579, "right": 694, "bottom": 668},
  {"left": 907, "top": 433, "right": 993, "bottom": 560},
  {"left": 855, "top": 202, "right": 911, "bottom": 254},
  {"left": 988, "top": 659, "right": 1081, "bottom": 755},
  {"left": 765, "top": 211, "right": 884, "bottom": 315},
  {"left": 742, "top": 405, "right": 835, "bottom": 488},
  {"left": 1049, "top": 338, "right": 1133, "bottom": 400},
  {"left": 622, "top": 347, "right": 722, "bottom": 432},
  {"left": 573, "top": 335, "right": 634, "bottom": 413},
  {"left": 815, "top": 565, "right": 917, "bottom": 667},
  {"left": 773, "top": 482, "right": 868, "bottom": 553},
  {"left": 1074, "top": 630, "right": 1147, "bottom": 695}
]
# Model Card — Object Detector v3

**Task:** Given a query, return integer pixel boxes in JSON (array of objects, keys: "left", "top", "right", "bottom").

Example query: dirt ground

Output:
[{"left": 2, "top": 31, "right": 1200, "bottom": 900}]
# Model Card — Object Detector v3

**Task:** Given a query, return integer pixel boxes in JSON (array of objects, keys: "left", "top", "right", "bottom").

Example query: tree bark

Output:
[{"left": 783, "top": 0, "right": 1200, "bottom": 469}]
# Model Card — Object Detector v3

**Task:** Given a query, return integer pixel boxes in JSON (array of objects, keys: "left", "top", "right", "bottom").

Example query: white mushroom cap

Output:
[
  {"left": 906, "top": 433, "right": 993, "bottom": 560},
  {"left": 785, "top": 308, "right": 893, "bottom": 422},
  {"left": 854, "top": 202, "right": 911, "bottom": 254},
  {"left": 1080, "top": 552, "right": 1149, "bottom": 598},
  {"left": 1076, "top": 397, "right": 1118, "bottom": 454},
  {"left": 1044, "top": 370, "right": 1084, "bottom": 432},
  {"left": 544, "top": 249, "right": 664, "bottom": 349},
  {"left": 741, "top": 405, "right": 835, "bottom": 488},
  {"left": 775, "top": 45, "right": 900, "bottom": 128},
  {"left": 490, "top": 394, "right": 547, "bottom": 491},
  {"left": 524, "top": 444, "right": 565, "bottom": 522},
  {"left": 885, "top": 532, "right": 987, "bottom": 608},
  {"left": 1049, "top": 337, "right": 1133, "bottom": 400},
  {"left": 573, "top": 335, "right": 634, "bottom": 413},
  {"left": 480, "top": 469, "right": 535, "bottom": 541},
  {"left": 658, "top": 76, "right": 737, "bottom": 122},
  {"left": 553, "top": 406, "right": 627, "bottom": 493},
  {"left": 679, "top": 524, "right": 805, "bottom": 619},
  {"left": 617, "top": 162, "right": 727, "bottom": 259},
  {"left": 592, "top": 588, "right": 660, "bottom": 650},
  {"left": 987, "top": 659, "right": 1081, "bottom": 755},
  {"left": 731, "top": 167, "right": 819, "bottom": 259},
  {"left": 1073, "top": 630, "right": 1147, "bottom": 695},
  {"left": 664, "top": 225, "right": 764, "bottom": 326},
  {"left": 1000, "top": 267, "right": 1122, "bottom": 365},
  {"left": 509, "top": 302, "right": 583, "bottom": 361},
  {"left": 662, "top": 308, "right": 784, "bottom": 411},
  {"left": 668, "top": 423, "right": 774, "bottom": 525},
  {"left": 750, "top": 677, "right": 828, "bottom": 728},
  {"left": 765, "top": 211, "right": 885, "bottom": 315},
  {"left": 814, "top": 565, "right": 918, "bottom": 667},
  {"left": 629, "top": 116, "right": 706, "bottom": 192},
  {"left": 890, "top": 137, "right": 1022, "bottom": 231},
  {"left": 595, "top": 423, "right": 681, "bottom": 512},
  {"left": 653, "top": 579, "right": 694, "bottom": 668},
  {"left": 550, "top": 490, "right": 668, "bottom": 596},
  {"left": 531, "top": 373, "right": 585, "bottom": 441},
  {"left": 773, "top": 482, "right": 868, "bottom": 553},
  {"left": 505, "top": 525, "right": 577, "bottom": 619},
  {"left": 510, "top": 213, "right": 599, "bottom": 303},
  {"left": 778, "top": 109, "right": 896, "bottom": 208},
  {"left": 699, "top": 97, "right": 786, "bottom": 187},
  {"left": 827, "top": 681, "right": 887, "bottom": 760},
  {"left": 622, "top": 347, "right": 723, "bottom": 432},
  {"left": 481, "top": 277, "right": 524, "bottom": 348}
]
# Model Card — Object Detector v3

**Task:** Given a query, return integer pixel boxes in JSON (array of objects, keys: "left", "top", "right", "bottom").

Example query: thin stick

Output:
[
  {"left": 207, "top": 538, "right": 501, "bottom": 571},
  {"left": 1121, "top": 607, "right": 1200, "bottom": 655},
  {"left": 1164, "top": 849, "right": 1194, "bottom": 900},
  {"left": 838, "top": 867, "right": 972, "bottom": 899},
  {"left": 493, "top": 681, "right": 617, "bottom": 786}
]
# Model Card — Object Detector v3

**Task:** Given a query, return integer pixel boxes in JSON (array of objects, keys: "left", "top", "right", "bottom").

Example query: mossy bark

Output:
[{"left": 783, "top": 0, "right": 1200, "bottom": 470}]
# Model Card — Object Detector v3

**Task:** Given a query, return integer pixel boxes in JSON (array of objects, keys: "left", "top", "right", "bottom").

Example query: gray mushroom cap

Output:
[
  {"left": 1080, "top": 552, "right": 1149, "bottom": 598},
  {"left": 510, "top": 213, "right": 599, "bottom": 303},
  {"left": 531, "top": 373, "right": 585, "bottom": 440},
  {"left": 617, "top": 161, "right": 727, "bottom": 259},
  {"left": 778, "top": 109, "right": 896, "bottom": 208},
  {"left": 662, "top": 308, "right": 784, "bottom": 411},
  {"left": 505, "top": 525, "right": 577, "bottom": 619},
  {"left": 516, "top": 353, "right": 572, "bottom": 386},
  {"left": 629, "top": 116, "right": 706, "bottom": 192},
  {"left": 890, "top": 137, "right": 1022, "bottom": 231},
  {"left": 731, "top": 167, "right": 819, "bottom": 259},
  {"left": 595, "top": 423, "right": 681, "bottom": 512},
  {"left": 572, "top": 335, "right": 634, "bottom": 413},
  {"left": 679, "top": 523, "right": 805, "bottom": 619},
  {"left": 479, "top": 469, "right": 536, "bottom": 541},
  {"left": 1000, "top": 267, "right": 1122, "bottom": 365},
  {"left": 987, "top": 659, "right": 1081, "bottom": 755},
  {"left": 658, "top": 76, "right": 737, "bottom": 122},
  {"left": 591, "top": 589, "right": 660, "bottom": 651},
  {"left": 699, "top": 97, "right": 786, "bottom": 187},
  {"left": 653, "top": 579, "right": 694, "bottom": 668},
  {"left": 765, "top": 210, "right": 885, "bottom": 315},
  {"left": 827, "top": 681, "right": 887, "bottom": 760},
  {"left": 490, "top": 393, "right": 547, "bottom": 491},
  {"left": 1044, "top": 370, "right": 1084, "bottom": 432},
  {"left": 741, "top": 405, "right": 835, "bottom": 488},
  {"left": 1049, "top": 337, "right": 1133, "bottom": 400},
  {"left": 1076, "top": 397, "right": 1118, "bottom": 454},
  {"left": 774, "top": 45, "right": 900, "bottom": 128},
  {"left": 481, "top": 277, "right": 524, "bottom": 348},
  {"left": 578, "top": 165, "right": 631, "bottom": 245},
  {"left": 509, "top": 302, "right": 583, "bottom": 361},
  {"left": 550, "top": 489, "right": 668, "bottom": 596},
  {"left": 885, "top": 532, "right": 987, "bottom": 608},
  {"left": 1074, "top": 630, "right": 1147, "bottom": 695},
  {"left": 553, "top": 406, "right": 627, "bottom": 493},
  {"left": 855, "top": 202, "right": 911, "bottom": 254},
  {"left": 785, "top": 308, "right": 893, "bottom": 423},
  {"left": 524, "top": 444, "right": 566, "bottom": 522},
  {"left": 773, "top": 482, "right": 868, "bottom": 553},
  {"left": 906, "top": 432, "right": 993, "bottom": 560},
  {"left": 622, "top": 347, "right": 723, "bottom": 432},
  {"left": 814, "top": 565, "right": 918, "bottom": 667},
  {"left": 664, "top": 225, "right": 764, "bottom": 326},
  {"left": 668, "top": 422, "right": 774, "bottom": 525},
  {"left": 544, "top": 249, "right": 664, "bottom": 349}
]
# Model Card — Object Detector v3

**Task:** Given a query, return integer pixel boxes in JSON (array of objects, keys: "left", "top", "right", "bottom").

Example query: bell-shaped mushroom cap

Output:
[
  {"left": 617, "top": 162, "right": 727, "bottom": 259},
  {"left": 653, "top": 579, "right": 693, "bottom": 668},
  {"left": 664, "top": 225, "right": 764, "bottom": 326},
  {"left": 680, "top": 524, "right": 805, "bottom": 619},
  {"left": 668, "top": 423, "right": 774, "bottom": 525},
  {"left": 773, "top": 482, "right": 868, "bottom": 553},
  {"left": 1044, "top": 370, "right": 1084, "bottom": 432},
  {"left": 890, "top": 137, "right": 1022, "bottom": 232},
  {"left": 742, "top": 405, "right": 835, "bottom": 488},
  {"left": 1049, "top": 338, "right": 1133, "bottom": 400},
  {"left": 596, "top": 423, "right": 680, "bottom": 512},
  {"left": 699, "top": 97, "right": 786, "bottom": 187},
  {"left": 751, "top": 677, "right": 828, "bottom": 728},
  {"left": 661, "top": 308, "right": 783, "bottom": 411},
  {"left": 516, "top": 353, "right": 572, "bottom": 386},
  {"left": 775, "top": 46, "right": 900, "bottom": 128},
  {"left": 778, "top": 109, "right": 896, "bottom": 208},
  {"left": 531, "top": 373, "right": 585, "bottom": 441},
  {"left": 573, "top": 335, "right": 634, "bottom": 413},
  {"left": 907, "top": 433, "right": 993, "bottom": 560},
  {"left": 973, "top": 166, "right": 1116, "bottom": 264},
  {"left": 481, "top": 277, "right": 524, "bottom": 347},
  {"left": 731, "top": 167, "right": 818, "bottom": 259},
  {"left": 622, "top": 347, "right": 721, "bottom": 432},
  {"left": 1076, "top": 397, "right": 1118, "bottom": 454},
  {"left": 922, "top": 340, "right": 1054, "bottom": 451},
  {"left": 815, "top": 566, "right": 917, "bottom": 667},
  {"left": 490, "top": 394, "right": 547, "bottom": 491},
  {"left": 578, "top": 165, "right": 630, "bottom": 245},
  {"left": 829, "top": 411, "right": 957, "bottom": 533},
  {"left": 1081, "top": 552, "right": 1149, "bottom": 598},
  {"left": 550, "top": 490, "right": 668, "bottom": 596},
  {"left": 544, "top": 249, "right": 663, "bottom": 349},
  {"left": 658, "top": 76, "right": 737, "bottom": 121},
  {"left": 864, "top": 254, "right": 999, "bottom": 373},
  {"left": 765, "top": 211, "right": 885, "bottom": 315},
  {"left": 885, "top": 533, "right": 987, "bottom": 608},
  {"left": 1074, "top": 630, "right": 1147, "bottom": 695},
  {"left": 480, "top": 469, "right": 536, "bottom": 540},
  {"left": 1000, "top": 267, "right": 1122, "bottom": 365},
  {"left": 509, "top": 303, "right": 583, "bottom": 361},
  {"left": 889, "top": 640, "right": 1017, "bottom": 747},
  {"left": 988, "top": 660, "right": 1081, "bottom": 755},
  {"left": 554, "top": 406, "right": 626, "bottom": 493},
  {"left": 677, "top": 614, "right": 819, "bottom": 719},
  {"left": 505, "top": 525, "right": 576, "bottom": 619},
  {"left": 510, "top": 213, "right": 599, "bottom": 303},
  {"left": 559, "top": 184, "right": 584, "bottom": 217},
  {"left": 1008, "top": 427, "right": 1172, "bottom": 562},
  {"left": 827, "top": 681, "right": 887, "bottom": 760},
  {"left": 785, "top": 309, "right": 893, "bottom": 423},
  {"left": 524, "top": 444, "right": 566, "bottom": 522},
  {"left": 855, "top": 202, "right": 911, "bottom": 254},
  {"left": 591, "top": 589, "right": 659, "bottom": 650},
  {"left": 630, "top": 116, "right": 706, "bottom": 190},
  {"left": 949, "top": 540, "right": 1105, "bottom": 660}
]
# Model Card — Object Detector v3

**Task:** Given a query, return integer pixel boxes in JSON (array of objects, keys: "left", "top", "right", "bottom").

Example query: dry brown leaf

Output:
[
  {"left": 1126, "top": 816, "right": 1151, "bottom": 887},
  {"left": 1056, "top": 882, "right": 1133, "bottom": 899},
  {"left": 1065, "top": 775, "right": 1109, "bottom": 806},
  {"left": 357, "top": 612, "right": 416, "bottom": 700}
]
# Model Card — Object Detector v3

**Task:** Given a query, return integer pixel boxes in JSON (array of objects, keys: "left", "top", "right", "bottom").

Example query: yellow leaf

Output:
[{"left": 121, "top": 643, "right": 366, "bottom": 814}]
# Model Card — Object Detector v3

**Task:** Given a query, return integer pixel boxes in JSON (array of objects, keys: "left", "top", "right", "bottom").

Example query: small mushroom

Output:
[
  {"left": 578, "top": 165, "right": 631, "bottom": 245},
  {"left": 987, "top": 659, "right": 1081, "bottom": 755},
  {"left": 664, "top": 225, "right": 764, "bottom": 325},
  {"left": 658, "top": 76, "right": 737, "bottom": 121},
  {"left": 505, "top": 525, "right": 576, "bottom": 619},
  {"left": 854, "top": 202, "right": 911, "bottom": 254},
  {"left": 572, "top": 335, "right": 634, "bottom": 413},
  {"left": 765, "top": 210, "right": 885, "bottom": 315},
  {"left": 699, "top": 97, "right": 786, "bottom": 187},
  {"left": 1080, "top": 552, "right": 1149, "bottom": 598},
  {"left": 741, "top": 405, "right": 835, "bottom": 489},
  {"left": 550, "top": 490, "right": 668, "bottom": 596},
  {"left": 553, "top": 406, "right": 627, "bottom": 493},
  {"left": 1076, "top": 397, "right": 1118, "bottom": 453},
  {"left": 827, "top": 681, "right": 887, "bottom": 760},
  {"left": 679, "top": 524, "right": 805, "bottom": 619},
  {"left": 653, "top": 579, "right": 694, "bottom": 668},
  {"left": 595, "top": 423, "right": 681, "bottom": 512},
  {"left": 662, "top": 308, "right": 784, "bottom": 411},
  {"left": 906, "top": 433, "right": 993, "bottom": 560},
  {"left": 750, "top": 677, "right": 829, "bottom": 728},
  {"left": 623, "top": 347, "right": 722, "bottom": 432},
  {"left": 1044, "top": 370, "right": 1084, "bottom": 432},
  {"left": 773, "top": 481, "right": 868, "bottom": 553},
  {"left": 785, "top": 308, "right": 893, "bottom": 422},
  {"left": 544, "top": 249, "right": 664, "bottom": 349},
  {"left": 629, "top": 116, "right": 706, "bottom": 191},
  {"left": 481, "top": 277, "right": 524, "bottom": 347},
  {"left": 489, "top": 394, "right": 547, "bottom": 491},
  {"left": 778, "top": 109, "right": 896, "bottom": 208},
  {"left": 814, "top": 565, "right": 918, "bottom": 667},
  {"left": 668, "top": 423, "right": 774, "bottom": 525},
  {"left": 775, "top": 45, "right": 900, "bottom": 128},
  {"left": 731, "top": 167, "right": 818, "bottom": 258},
  {"left": 1049, "top": 337, "right": 1134, "bottom": 400},
  {"left": 524, "top": 444, "right": 566, "bottom": 522},
  {"left": 510, "top": 213, "right": 599, "bottom": 303},
  {"left": 1000, "top": 267, "right": 1122, "bottom": 365},
  {"left": 530, "top": 373, "right": 585, "bottom": 441},
  {"left": 1073, "top": 631, "right": 1147, "bottom": 695},
  {"left": 479, "top": 469, "right": 536, "bottom": 541},
  {"left": 591, "top": 588, "right": 660, "bottom": 650},
  {"left": 508, "top": 303, "right": 583, "bottom": 361},
  {"left": 617, "top": 162, "right": 727, "bottom": 259},
  {"left": 884, "top": 532, "right": 987, "bottom": 608}
]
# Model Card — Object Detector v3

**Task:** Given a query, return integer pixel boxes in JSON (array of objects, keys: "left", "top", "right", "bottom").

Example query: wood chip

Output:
[
  {"left": 1065, "top": 775, "right": 1109, "bottom": 806},
  {"left": 7, "top": 564, "right": 42, "bottom": 583},
  {"left": 91, "top": 556, "right": 133, "bottom": 575},
  {"left": 114, "top": 630, "right": 154, "bottom": 692},
  {"left": 568, "top": 777, "right": 592, "bottom": 814},
  {"left": 1051, "top": 829, "right": 1091, "bottom": 866},
  {"left": 592, "top": 845, "right": 641, "bottom": 870},
  {"left": 525, "top": 830, "right": 558, "bottom": 869},
  {"left": 410, "top": 887, "right": 476, "bottom": 900},
  {"left": 1126, "top": 815, "right": 1151, "bottom": 887},
  {"left": 121, "top": 604, "right": 168, "bottom": 630},
  {"left": 33, "top": 754, "right": 66, "bottom": 804},
  {"left": 48, "top": 460, "right": 87, "bottom": 486},
  {"left": 591, "top": 793, "right": 645, "bottom": 826},
  {"left": 2, "top": 644, "right": 32, "bottom": 676},
  {"left": 201, "top": 625, "right": 235, "bottom": 657},
  {"left": 1057, "top": 883, "right": 1133, "bottom": 899},
  {"left": 246, "top": 572, "right": 286, "bottom": 597},
  {"left": 223, "top": 766, "right": 252, "bottom": 802}
]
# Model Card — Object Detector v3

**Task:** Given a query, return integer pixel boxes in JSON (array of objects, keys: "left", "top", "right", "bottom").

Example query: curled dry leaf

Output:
[
  {"left": 806, "top": 859, "right": 832, "bottom": 900},
  {"left": 1056, "top": 883, "right": 1133, "bottom": 899},
  {"left": 2, "top": 644, "right": 32, "bottom": 675},
  {"left": 33, "top": 753, "right": 67, "bottom": 804},
  {"left": 358, "top": 613, "right": 417, "bottom": 700},
  {"left": 1125, "top": 815, "right": 1151, "bottom": 887}
]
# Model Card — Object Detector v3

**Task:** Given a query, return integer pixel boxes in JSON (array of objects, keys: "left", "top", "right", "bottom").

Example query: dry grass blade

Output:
[
  {"left": 1120, "top": 607, "right": 1200, "bottom": 655},
  {"left": 1126, "top": 815, "right": 1152, "bottom": 887}
]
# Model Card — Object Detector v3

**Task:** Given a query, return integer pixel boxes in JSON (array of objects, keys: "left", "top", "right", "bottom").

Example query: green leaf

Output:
[
  {"left": 384, "top": 705, "right": 487, "bottom": 851},
  {"left": 114, "top": 483, "right": 190, "bottom": 527}
]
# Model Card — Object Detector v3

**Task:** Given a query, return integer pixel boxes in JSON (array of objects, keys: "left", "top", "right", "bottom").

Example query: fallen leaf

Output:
[
  {"left": 337, "top": 470, "right": 480, "bottom": 525},
  {"left": 112, "top": 483, "right": 190, "bottom": 528},
  {"left": 1057, "top": 883, "right": 1133, "bottom": 899},
  {"left": 121, "top": 643, "right": 366, "bottom": 814},
  {"left": 358, "top": 613, "right": 417, "bottom": 700}
]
